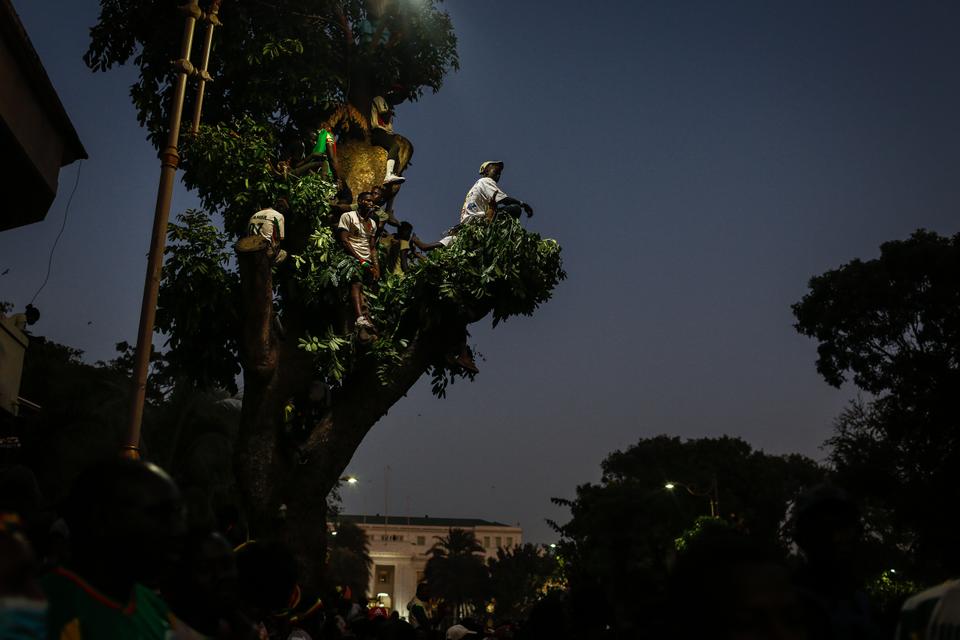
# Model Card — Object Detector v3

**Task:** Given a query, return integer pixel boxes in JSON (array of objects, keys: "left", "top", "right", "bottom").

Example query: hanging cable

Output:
[{"left": 30, "top": 160, "right": 83, "bottom": 305}]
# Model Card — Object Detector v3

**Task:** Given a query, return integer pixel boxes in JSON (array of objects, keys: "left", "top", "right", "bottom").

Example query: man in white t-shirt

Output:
[
  {"left": 246, "top": 198, "right": 289, "bottom": 264},
  {"left": 460, "top": 161, "right": 534, "bottom": 224},
  {"left": 337, "top": 192, "right": 380, "bottom": 335}
]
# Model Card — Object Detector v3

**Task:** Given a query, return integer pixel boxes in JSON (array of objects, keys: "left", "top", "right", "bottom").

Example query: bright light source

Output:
[
  {"left": 331, "top": 530, "right": 338, "bottom": 536},
  {"left": 890, "top": 569, "right": 897, "bottom": 574},
  {"left": 664, "top": 482, "right": 675, "bottom": 490},
  {"left": 346, "top": 476, "right": 358, "bottom": 484},
  {"left": 377, "top": 593, "right": 389, "bottom": 598},
  {"left": 549, "top": 543, "right": 557, "bottom": 549}
]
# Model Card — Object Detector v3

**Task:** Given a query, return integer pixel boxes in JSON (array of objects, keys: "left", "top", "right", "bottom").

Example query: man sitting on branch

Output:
[
  {"left": 245, "top": 198, "right": 289, "bottom": 264},
  {"left": 370, "top": 95, "right": 406, "bottom": 185},
  {"left": 461, "top": 160, "right": 534, "bottom": 223}
]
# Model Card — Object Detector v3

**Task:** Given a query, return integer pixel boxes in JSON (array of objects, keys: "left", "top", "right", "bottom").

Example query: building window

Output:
[
  {"left": 495, "top": 536, "right": 502, "bottom": 548},
  {"left": 506, "top": 537, "right": 513, "bottom": 548},
  {"left": 483, "top": 536, "right": 490, "bottom": 548},
  {"left": 417, "top": 536, "right": 425, "bottom": 546}
]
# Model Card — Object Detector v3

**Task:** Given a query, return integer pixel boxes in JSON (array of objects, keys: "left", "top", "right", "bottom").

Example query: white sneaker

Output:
[{"left": 383, "top": 173, "right": 405, "bottom": 185}]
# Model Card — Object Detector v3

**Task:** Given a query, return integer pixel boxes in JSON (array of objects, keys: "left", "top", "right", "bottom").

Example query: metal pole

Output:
[
  {"left": 190, "top": 0, "right": 222, "bottom": 133},
  {"left": 122, "top": 0, "right": 202, "bottom": 459}
]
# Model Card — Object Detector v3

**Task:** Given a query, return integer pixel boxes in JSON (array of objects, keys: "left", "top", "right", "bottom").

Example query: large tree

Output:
[
  {"left": 793, "top": 229, "right": 960, "bottom": 579},
  {"left": 550, "top": 435, "right": 824, "bottom": 637},
  {"left": 86, "top": 0, "right": 564, "bottom": 585}
]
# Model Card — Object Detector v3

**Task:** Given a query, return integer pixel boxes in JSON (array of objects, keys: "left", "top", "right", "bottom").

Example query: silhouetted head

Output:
[
  {"left": 793, "top": 485, "right": 860, "bottom": 564},
  {"left": 236, "top": 540, "right": 298, "bottom": 618},
  {"left": 0, "top": 522, "right": 42, "bottom": 599},
  {"left": 164, "top": 530, "right": 239, "bottom": 634},
  {"left": 64, "top": 459, "right": 184, "bottom": 585},
  {"left": 398, "top": 221, "right": 414, "bottom": 240},
  {"left": 273, "top": 197, "right": 290, "bottom": 215},
  {"left": 415, "top": 582, "right": 430, "bottom": 601}
]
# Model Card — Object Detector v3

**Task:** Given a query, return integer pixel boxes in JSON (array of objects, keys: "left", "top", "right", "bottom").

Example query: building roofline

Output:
[
  {"left": 336, "top": 514, "right": 519, "bottom": 529},
  {"left": 2, "top": 0, "right": 87, "bottom": 163}
]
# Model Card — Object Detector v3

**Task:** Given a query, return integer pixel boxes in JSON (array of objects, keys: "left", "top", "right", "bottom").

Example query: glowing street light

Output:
[
  {"left": 664, "top": 479, "right": 719, "bottom": 518},
  {"left": 341, "top": 475, "right": 359, "bottom": 485}
]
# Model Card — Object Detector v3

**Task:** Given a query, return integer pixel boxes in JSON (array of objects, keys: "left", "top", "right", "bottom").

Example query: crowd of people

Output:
[
  {"left": 4, "top": 458, "right": 960, "bottom": 639},
  {"left": 245, "top": 97, "right": 535, "bottom": 354},
  {"left": 0, "top": 458, "right": 512, "bottom": 639}
]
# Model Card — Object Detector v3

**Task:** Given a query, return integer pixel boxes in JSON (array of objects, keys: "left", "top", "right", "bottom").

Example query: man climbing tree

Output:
[
  {"left": 86, "top": 0, "right": 564, "bottom": 586},
  {"left": 337, "top": 191, "right": 380, "bottom": 338}
]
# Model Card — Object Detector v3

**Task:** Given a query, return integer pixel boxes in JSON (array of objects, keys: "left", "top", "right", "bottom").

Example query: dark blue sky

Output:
[{"left": 3, "top": 1, "right": 959, "bottom": 542}]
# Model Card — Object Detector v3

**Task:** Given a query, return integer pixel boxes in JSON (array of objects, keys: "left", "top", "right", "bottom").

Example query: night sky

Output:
[{"left": 3, "top": 1, "right": 959, "bottom": 543}]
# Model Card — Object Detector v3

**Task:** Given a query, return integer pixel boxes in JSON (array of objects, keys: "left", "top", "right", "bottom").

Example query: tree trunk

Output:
[{"left": 233, "top": 142, "right": 472, "bottom": 590}]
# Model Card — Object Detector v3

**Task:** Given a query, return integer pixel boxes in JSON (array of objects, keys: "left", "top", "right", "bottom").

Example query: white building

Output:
[{"left": 333, "top": 514, "right": 522, "bottom": 616}]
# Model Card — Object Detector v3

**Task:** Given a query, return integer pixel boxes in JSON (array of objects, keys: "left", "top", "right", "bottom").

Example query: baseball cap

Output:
[
  {"left": 446, "top": 624, "right": 478, "bottom": 640},
  {"left": 479, "top": 160, "right": 504, "bottom": 174}
]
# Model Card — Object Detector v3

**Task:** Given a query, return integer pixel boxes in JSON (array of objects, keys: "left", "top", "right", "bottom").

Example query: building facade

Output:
[{"left": 334, "top": 514, "right": 522, "bottom": 618}]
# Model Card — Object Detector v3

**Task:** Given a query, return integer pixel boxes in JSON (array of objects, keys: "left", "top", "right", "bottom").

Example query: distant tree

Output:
[
  {"left": 486, "top": 543, "right": 558, "bottom": 624},
  {"left": 86, "top": 0, "right": 564, "bottom": 588},
  {"left": 793, "top": 229, "right": 960, "bottom": 579},
  {"left": 425, "top": 528, "right": 488, "bottom": 620},
  {"left": 325, "top": 521, "right": 372, "bottom": 602},
  {"left": 550, "top": 435, "right": 825, "bottom": 637}
]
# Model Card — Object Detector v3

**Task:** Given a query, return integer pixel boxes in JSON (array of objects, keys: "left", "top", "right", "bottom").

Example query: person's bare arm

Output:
[{"left": 412, "top": 234, "right": 443, "bottom": 251}]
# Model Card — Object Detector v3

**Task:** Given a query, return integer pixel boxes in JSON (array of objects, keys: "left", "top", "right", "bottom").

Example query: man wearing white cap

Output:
[
  {"left": 460, "top": 160, "right": 534, "bottom": 224},
  {"left": 445, "top": 624, "right": 478, "bottom": 640}
]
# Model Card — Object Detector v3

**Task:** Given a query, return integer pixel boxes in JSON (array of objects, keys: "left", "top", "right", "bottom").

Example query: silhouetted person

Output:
[
  {"left": 407, "top": 582, "right": 430, "bottom": 637},
  {"left": 235, "top": 540, "right": 299, "bottom": 633},
  {"left": 0, "top": 516, "right": 47, "bottom": 637},
  {"left": 792, "top": 485, "right": 881, "bottom": 640},
  {"left": 668, "top": 528, "right": 807, "bottom": 640},
  {"left": 42, "top": 459, "right": 186, "bottom": 638},
  {"left": 162, "top": 529, "right": 258, "bottom": 639}
]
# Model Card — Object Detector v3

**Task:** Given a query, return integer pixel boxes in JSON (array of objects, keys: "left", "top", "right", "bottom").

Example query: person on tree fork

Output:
[
  {"left": 292, "top": 123, "right": 343, "bottom": 191},
  {"left": 379, "top": 221, "right": 442, "bottom": 276},
  {"left": 439, "top": 161, "right": 535, "bottom": 247},
  {"left": 370, "top": 95, "right": 406, "bottom": 185},
  {"left": 337, "top": 192, "right": 380, "bottom": 338},
  {"left": 246, "top": 197, "right": 289, "bottom": 264},
  {"left": 333, "top": 184, "right": 395, "bottom": 226}
]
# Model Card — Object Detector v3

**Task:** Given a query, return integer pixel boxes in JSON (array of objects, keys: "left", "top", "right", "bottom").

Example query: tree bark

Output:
[{"left": 233, "top": 197, "right": 477, "bottom": 590}]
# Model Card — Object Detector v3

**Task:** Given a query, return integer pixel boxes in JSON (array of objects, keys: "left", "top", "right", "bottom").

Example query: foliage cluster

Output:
[
  {"left": 424, "top": 530, "right": 560, "bottom": 625},
  {"left": 156, "top": 117, "right": 564, "bottom": 395},
  {"left": 549, "top": 435, "right": 825, "bottom": 637},
  {"left": 793, "top": 229, "right": 960, "bottom": 580},
  {"left": 85, "top": 0, "right": 459, "bottom": 149},
  {"left": 325, "top": 520, "right": 373, "bottom": 602}
]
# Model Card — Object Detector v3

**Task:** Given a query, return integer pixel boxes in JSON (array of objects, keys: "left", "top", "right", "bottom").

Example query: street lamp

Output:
[
  {"left": 341, "top": 475, "right": 359, "bottom": 485},
  {"left": 664, "top": 479, "right": 719, "bottom": 518}
]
